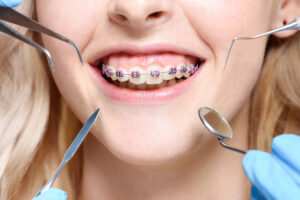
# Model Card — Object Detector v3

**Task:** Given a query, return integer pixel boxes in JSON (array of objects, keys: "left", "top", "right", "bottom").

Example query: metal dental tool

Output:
[
  {"left": 197, "top": 18, "right": 300, "bottom": 154},
  {"left": 0, "top": 7, "right": 84, "bottom": 73},
  {"left": 198, "top": 107, "right": 246, "bottom": 154},
  {"left": 224, "top": 17, "right": 300, "bottom": 72},
  {"left": 34, "top": 108, "right": 100, "bottom": 197},
  {"left": 199, "top": 18, "right": 300, "bottom": 153}
]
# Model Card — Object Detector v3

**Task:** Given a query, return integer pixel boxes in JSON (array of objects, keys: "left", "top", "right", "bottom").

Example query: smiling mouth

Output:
[{"left": 94, "top": 52, "right": 204, "bottom": 90}]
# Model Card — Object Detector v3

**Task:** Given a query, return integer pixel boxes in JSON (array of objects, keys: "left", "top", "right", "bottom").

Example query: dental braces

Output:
[{"left": 101, "top": 64, "right": 199, "bottom": 78}]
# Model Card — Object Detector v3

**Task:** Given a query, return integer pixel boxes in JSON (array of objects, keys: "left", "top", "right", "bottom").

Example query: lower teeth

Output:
[{"left": 108, "top": 78, "right": 186, "bottom": 90}]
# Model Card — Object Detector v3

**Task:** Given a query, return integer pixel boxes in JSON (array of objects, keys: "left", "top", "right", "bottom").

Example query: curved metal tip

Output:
[
  {"left": 218, "top": 138, "right": 246, "bottom": 154},
  {"left": 68, "top": 40, "right": 84, "bottom": 65},
  {"left": 223, "top": 16, "right": 300, "bottom": 72},
  {"left": 93, "top": 108, "right": 101, "bottom": 119},
  {"left": 293, "top": 17, "right": 300, "bottom": 30},
  {"left": 41, "top": 48, "right": 56, "bottom": 73},
  {"left": 223, "top": 38, "right": 238, "bottom": 72}
]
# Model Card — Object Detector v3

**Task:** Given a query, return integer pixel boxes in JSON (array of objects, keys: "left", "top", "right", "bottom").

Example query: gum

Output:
[{"left": 102, "top": 52, "right": 198, "bottom": 71}]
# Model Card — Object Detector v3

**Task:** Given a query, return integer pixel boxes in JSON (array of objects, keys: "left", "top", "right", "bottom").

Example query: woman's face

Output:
[{"left": 36, "top": 0, "right": 274, "bottom": 164}]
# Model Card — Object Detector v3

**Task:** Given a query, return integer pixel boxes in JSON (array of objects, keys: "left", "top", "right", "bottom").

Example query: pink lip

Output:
[{"left": 89, "top": 62, "right": 206, "bottom": 104}]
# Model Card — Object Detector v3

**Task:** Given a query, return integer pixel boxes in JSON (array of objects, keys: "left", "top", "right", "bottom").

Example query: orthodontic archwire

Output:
[
  {"left": 223, "top": 17, "right": 300, "bottom": 72},
  {"left": 101, "top": 63, "right": 200, "bottom": 78},
  {"left": 0, "top": 7, "right": 84, "bottom": 73}
]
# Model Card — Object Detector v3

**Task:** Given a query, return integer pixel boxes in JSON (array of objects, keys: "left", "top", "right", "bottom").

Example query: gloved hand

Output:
[
  {"left": 32, "top": 188, "right": 67, "bottom": 200},
  {"left": 242, "top": 134, "right": 300, "bottom": 200},
  {"left": 0, "top": 0, "right": 22, "bottom": 7}
]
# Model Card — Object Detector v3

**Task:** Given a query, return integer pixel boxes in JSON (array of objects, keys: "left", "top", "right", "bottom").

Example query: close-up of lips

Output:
[{"left": 0, "top": 0, "right": 300, "bottom": 200}]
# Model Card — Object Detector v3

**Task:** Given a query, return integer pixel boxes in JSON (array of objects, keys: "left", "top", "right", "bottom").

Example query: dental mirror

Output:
[{"left": 198, "top": 107, "right": 246, "bottom": 154}]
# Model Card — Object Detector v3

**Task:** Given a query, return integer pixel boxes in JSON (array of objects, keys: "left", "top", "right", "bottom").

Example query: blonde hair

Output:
[
  {"left": 249, "top": 32, "right": 300, "bottom": 150},
  {"left": 0, "top": 2, "right": 81, "bottom": 199},
  {"left": 0, "top": 2, "right": 299, "bottom": 200}
]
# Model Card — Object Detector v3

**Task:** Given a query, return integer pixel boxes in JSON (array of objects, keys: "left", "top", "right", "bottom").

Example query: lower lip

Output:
[{"left": 89, "top": 62, "right": 205, "bottom": 104}]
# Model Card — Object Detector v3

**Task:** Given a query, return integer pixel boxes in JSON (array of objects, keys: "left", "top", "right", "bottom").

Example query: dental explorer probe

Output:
[
  {"left": 224, "top": 17, "right": 300, "bottom": 72},
  {"left": 0, "top": 7, "right": 84, "bottom": 73}
]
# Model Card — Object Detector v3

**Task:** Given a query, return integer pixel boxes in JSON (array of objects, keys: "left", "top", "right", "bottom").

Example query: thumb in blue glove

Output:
[
  {"left": 32, "top": 188, "right": 67, "bottom": 200},
  {"left": 0, "top": 0, "right": 22, "bottom": 7},
  {"left": 242, "top": 134, "right": 300, "bottom": 200}
]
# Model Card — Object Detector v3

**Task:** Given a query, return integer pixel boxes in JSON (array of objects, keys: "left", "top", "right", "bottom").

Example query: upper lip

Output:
[{"left": 88, "top": 43, "right": 205, "bottom": 65}]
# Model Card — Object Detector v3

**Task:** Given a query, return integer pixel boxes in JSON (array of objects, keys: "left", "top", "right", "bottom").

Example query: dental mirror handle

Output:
[{"left": 218, "top": 138, "right": 246, "bottom": 154}]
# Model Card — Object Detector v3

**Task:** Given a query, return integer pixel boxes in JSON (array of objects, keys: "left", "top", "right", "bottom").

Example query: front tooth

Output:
[
  {"left": 117, "top": 68, "right": 130, "bottom": 82},
  {"left": 146, "top": 64, "right": 163, "bottom": 85},
  {"left": 106, "top": 66, "right": 117, "bottom": 81},
  {"left": 129, "top": 67, "right": 146, "bottom": 85},
  {"left": 163, "top": 65, "right": 177, "bottom": 80}
]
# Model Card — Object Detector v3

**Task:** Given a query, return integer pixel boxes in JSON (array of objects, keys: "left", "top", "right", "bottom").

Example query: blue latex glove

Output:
[
  {"left": 32, "top": 188, "right": 67, "bottom": 200},
  {"left": 0, "top": 0, "right": 22, "bottom": 7},
  {"left": 243, "top": 134, "right": 300, "bottom": 200}
]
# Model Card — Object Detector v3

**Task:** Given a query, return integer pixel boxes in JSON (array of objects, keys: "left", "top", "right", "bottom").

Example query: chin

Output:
[{"left": 93, "top": 124, "right": 202, "bottom": 166}]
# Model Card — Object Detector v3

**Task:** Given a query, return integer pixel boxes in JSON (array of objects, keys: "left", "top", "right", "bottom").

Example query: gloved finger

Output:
[
  {"left": 272, "top": 134, "right": 300, "bottom": 173},
  {"left": 250, "top": 185, "right": 266, "bottom": 200},
  {"left": 32, "top": 188, "right": 67, "bottom": 200},
  {"left": 0, "top": 0, "right": 22, "bottom": 7},
  {"left": 243, "top": 150, "right": 300, "bottom": 200}
]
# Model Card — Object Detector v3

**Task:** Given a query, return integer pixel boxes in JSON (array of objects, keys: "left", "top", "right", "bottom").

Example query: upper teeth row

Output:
[{"left": 101, "top": 64, "right": 199, "bottom": 85}]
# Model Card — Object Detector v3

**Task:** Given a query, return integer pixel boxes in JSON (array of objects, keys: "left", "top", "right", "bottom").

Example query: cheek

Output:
[
  {"left": 35, "top": 0, "right": 106, "bottom": 118},
  {"left": 36, "top": 0, "right": 104, "bottom": 80},
  {"left": 182, "top": 0, "right": 274, "bottom": 43},
  {"left": 182, "top": 0, "right": 273, "bottom": 68},
  {"left": 181, "top": 0, "right": 273, "bottom": 118},
  {"left": 36, "top": 0, "right": 100, "bottom": 48}
]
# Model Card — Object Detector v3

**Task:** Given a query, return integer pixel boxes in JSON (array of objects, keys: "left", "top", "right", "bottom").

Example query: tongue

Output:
[{"left": 103, "top": 52, "right": 197, "bottom": 70}]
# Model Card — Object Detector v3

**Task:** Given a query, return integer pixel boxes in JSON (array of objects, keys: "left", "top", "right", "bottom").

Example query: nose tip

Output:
[{"left": 108, "top": 0, "right": 172, "bottom": 30}]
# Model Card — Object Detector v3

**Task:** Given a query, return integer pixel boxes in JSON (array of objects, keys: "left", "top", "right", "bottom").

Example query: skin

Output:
[{"left": 35, "top": 0, "right": 299, "bottom": 199}]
